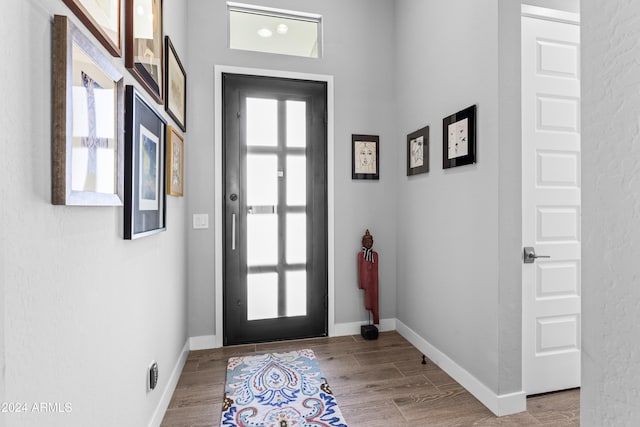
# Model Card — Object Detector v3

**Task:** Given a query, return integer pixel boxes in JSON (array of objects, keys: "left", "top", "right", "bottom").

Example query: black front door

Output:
[{"left": 223, "top": 74, "right": 328, "bottom": 345}]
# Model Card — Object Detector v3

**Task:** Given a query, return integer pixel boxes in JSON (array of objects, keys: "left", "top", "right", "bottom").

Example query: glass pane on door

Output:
[
  {"left": 247, "top": 273, "right": 278, "bottom": 320},
  {"left": 246, "top": 98, "right": 277, "bottom": 147},
  {"left": 286, "top": 100, "right": 306, "bottom": 147},
  {"left": 286, "top": 213, "right": 306, "bottom": 264},
  {"left": 247, "top": 214, "right": 278, "bottom": 266},
  {"left": 246, "top": 154, "right": 277, "bottom": 206},
  {"left": 286, "top": 271, "right": 307, "bottom": 317},
  {"left": 246, "top": 152, "right": 278, "bottom": 267},
  {"left": 286, "top": 156, "right": 306, "bottom": 206}
]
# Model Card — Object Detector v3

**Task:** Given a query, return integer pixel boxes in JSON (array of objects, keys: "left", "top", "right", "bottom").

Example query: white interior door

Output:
[{"left": 522, "top": 10, "right": 581, "bottom": 395}]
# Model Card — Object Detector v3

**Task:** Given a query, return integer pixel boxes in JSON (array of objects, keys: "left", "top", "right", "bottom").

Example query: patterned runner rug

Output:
[{"left": 220, "top": 349, "right": 348, "bottom": 427}]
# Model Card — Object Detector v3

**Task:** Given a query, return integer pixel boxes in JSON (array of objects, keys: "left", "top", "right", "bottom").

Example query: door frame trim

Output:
[
  {"left": 214, "top": 65, "right": 335, "bottom": 347},
  {"left": 521, "top": 5, "right": 579, "bottom": 25}
]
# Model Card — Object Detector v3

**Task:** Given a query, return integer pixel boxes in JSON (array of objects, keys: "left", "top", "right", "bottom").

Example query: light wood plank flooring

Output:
[{"left": 161, "top": 331, "right": 579, "bottom": 426}]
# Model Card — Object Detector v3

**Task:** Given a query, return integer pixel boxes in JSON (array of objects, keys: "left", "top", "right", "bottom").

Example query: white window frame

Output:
[{"left": 227, "top": 2, "right": 323, "bottom": 58}]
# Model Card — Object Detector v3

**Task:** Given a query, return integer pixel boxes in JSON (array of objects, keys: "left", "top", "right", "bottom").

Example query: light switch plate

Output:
[{"left": 193, "top": 214, "right": 209, "bottom": 229}]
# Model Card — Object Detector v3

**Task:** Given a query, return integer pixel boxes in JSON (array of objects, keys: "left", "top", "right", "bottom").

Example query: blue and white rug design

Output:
[{"left": 220, "top": 349, "right": 348, "bottom": 427}]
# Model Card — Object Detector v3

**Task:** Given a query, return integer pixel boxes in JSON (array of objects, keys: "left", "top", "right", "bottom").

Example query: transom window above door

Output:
[{"left": 227, "top": 2, "right": 322, "bottom": 58}]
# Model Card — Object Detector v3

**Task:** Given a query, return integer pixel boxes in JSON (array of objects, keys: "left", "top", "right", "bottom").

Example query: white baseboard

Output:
[
  {"left": 395, "top": 320, "right": 526, "bottom": 417},
  {"left": 495, "top": 390, "right": 528, "bottom": 416},
  {"left": 148, "top": 340, "right": 190, "bottom": 427},
  {"left": 187, "top": 319, "right": 398, "bottom": 351},
  {"left": 332, "top": 318, "right": 396, "bottom": 337},
  {"left": 189, "top": 334, "right": 217, "bottom": 350}
]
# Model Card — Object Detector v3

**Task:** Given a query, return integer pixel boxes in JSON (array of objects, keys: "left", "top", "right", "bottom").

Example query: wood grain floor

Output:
[{"left": 160, "top": 331, "right": 579, "bottom": 426}]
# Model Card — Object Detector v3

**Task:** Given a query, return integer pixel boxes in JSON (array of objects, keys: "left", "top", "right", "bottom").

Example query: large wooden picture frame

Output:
[
  {"left": 62, "top": 0, "right": 122, "bottom": 57},
  {"left": 52, "top": 15, "right": 124, "bottom": 206},
  {"left": 164, "top": 36, "right": 187, "bottom": 132},
  {"left": 125, "top": 0, "right": 163, "bottom": 104},
  {"left": 124, "top": 85, "right": 167, "bottom": 239}
]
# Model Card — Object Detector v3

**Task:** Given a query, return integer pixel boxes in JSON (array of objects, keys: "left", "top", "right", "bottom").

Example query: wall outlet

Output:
[{"left": 148, "top": 361, "right": 158, "bottom": 391}]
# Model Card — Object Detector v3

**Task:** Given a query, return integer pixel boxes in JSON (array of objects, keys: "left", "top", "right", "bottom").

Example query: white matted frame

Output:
[
  {"left": 52, "top": 14, "right": 124, "bottom": 206},
  {"left": 214, "top": 65, "right": 335, "bottom": 347}
]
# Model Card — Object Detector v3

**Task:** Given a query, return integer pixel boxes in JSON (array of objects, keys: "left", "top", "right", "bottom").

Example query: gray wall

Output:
[
  {"left": 0, "top": 3, "right": 13, "bottom": 420},
  {"left": 498, "top": 0, "right": 524, "bottom": 395},
  {"left": 0, "top": 0, "right": 7, "bottom": 406},
  {"left": 394, "top": 0, "right": 522, "bottom": 395},
  {"left": 0, "top": 0, "right": 8, "bottom": 406},
  {"left": 582, "top": 0, "right": 640, "bottom": 425},
  {"left": 0, "top": 1, "right": 188, "bottom": 426},
  {"left": 186, "top": 0, "right": 398, "bottom": 338}
]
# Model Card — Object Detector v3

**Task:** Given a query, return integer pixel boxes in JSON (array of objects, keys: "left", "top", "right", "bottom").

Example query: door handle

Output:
[
  {"left": 231, "top": 213, "right": 236, "bottom": 251},
  {"left": 523, "top": 246, "right": 550, "bottom": 264},
  {"left": 247, "top": 205, "right": 277, "bottom": 215}
]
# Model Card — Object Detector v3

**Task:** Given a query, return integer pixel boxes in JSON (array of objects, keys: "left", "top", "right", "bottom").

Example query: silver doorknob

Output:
[{"left": 523, "top": 247, "right": 550, "bottom": 264}]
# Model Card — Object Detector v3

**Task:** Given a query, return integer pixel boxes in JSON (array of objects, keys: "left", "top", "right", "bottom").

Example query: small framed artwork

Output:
[
  {"left": 124, "top": 85, "right": 167, "bottom": 239},
  {"left": 442, "top": 104, "right": 476, "bottom": 169},
  {"left": 352, "top": 134, "right": 379, "bottom": 180},
  {"left": 52, "top": 15, "right": 124, "bottom": 206},
  {"left": 62, "top": 0, "right": 121, "bottom": 57},
  {"left": 125, "top": 0, "right": 163, "bottom": 104},
  {"left": 407, "top": 126, "right": 429, "bottom": 176},
  {"left": 164, "top": 36, "right": 187, "bottom": 132},
  {"left": 166, "top": 126, "right": 184, "bottom": 197}
]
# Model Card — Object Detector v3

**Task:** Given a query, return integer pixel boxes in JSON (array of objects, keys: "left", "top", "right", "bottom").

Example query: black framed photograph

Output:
[
  {"left": 407, "top": 126, "right": 429, "bottom": 176},
  {"left": 442, "top": 104, "right": 476, "bottom": 169},
  {"left": 352, "top": 134, "right": 379, "bottom": 180},
  {"left": 124, "top": 85, "right": 167, "bottom": 239},
  {"left": 164, "top": 36, "right": 187, "bottom": 132},
  {"left": 125, "top": 0, "right": 163, "bottom": 104},
  {"left": 52, "top": 15, "right": 124, "bottom": 206}
]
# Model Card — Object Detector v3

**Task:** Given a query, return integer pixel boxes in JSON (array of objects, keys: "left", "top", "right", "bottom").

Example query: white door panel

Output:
[
  {"left": 537, "top": 151, "right": 579, "bottom": 186},
  {"left": 537, "top": 95, "right": 580, "bottom": 131},
  {"left": 536, "top": 40, "right": 579, "bottom": 78},
  {"left": 522, "top": 14, "right": 581, "bottom": 395}
]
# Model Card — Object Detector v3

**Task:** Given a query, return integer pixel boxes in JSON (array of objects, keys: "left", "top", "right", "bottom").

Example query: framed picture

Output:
[
  {"left": 352, "top": 135, "right": 379, "bottom": 180},
  {"left": 52, "top": 15, "right": 124, "bottom": 206},
  {"left": 62, "top": 0, "right": 121, "bottom": 57},
  {"left": 407, "top": 126, "right": 429, "bottom": 176},
  {"left": 164, "top": 36, "right": 187, "bottom": 132},
  {"left": 166, "top": 126, "right": 184, "bottom": 197},
  {"left": 125, "top": 0, "right": 163, "bottom": 104},
  {"left": 124, "top": 85, "right": 167, "bottom": 239},
  {"left": 442, "top": 105, "right": 476, "bottom": 169}
]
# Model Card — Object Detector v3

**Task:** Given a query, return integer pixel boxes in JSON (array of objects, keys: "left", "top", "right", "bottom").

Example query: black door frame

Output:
[{"left": 221, "top": 72, "right": 329, "bottom": 345}]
